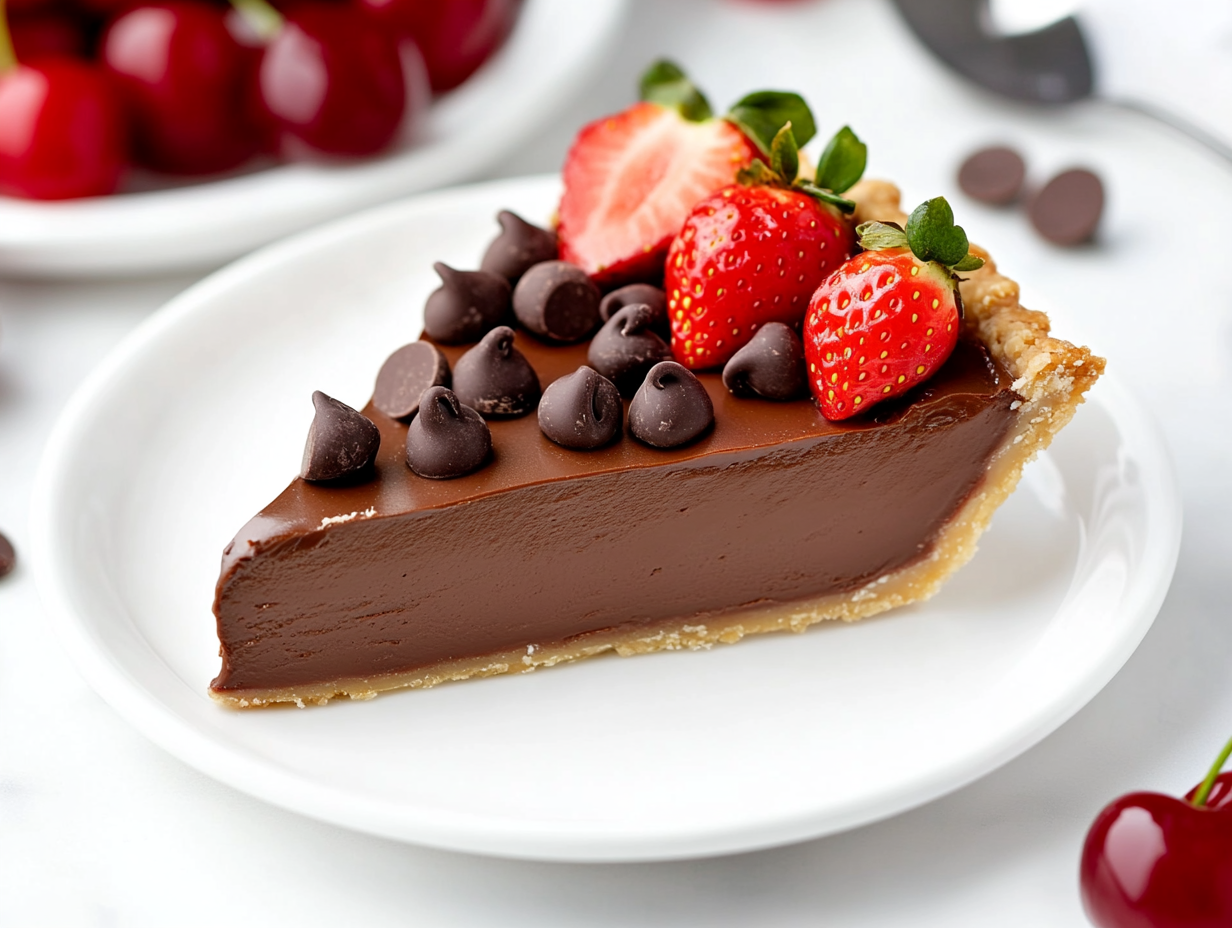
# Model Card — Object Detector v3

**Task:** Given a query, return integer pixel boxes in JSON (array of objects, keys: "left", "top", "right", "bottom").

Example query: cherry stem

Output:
[
  {"left": 1191, "top": 734, "right": 1232, "bottom": 808},
  {"left": 228, "top": 0, "right": 283, "bottom": 42},
  {"left": 0, "top": 0, "right": 18, "bottom": 74}
]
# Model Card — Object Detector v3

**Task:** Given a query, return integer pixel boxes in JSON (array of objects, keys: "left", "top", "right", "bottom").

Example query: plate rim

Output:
[{"left": 29, "top": 175, "right": 1183, "bottom": 862}]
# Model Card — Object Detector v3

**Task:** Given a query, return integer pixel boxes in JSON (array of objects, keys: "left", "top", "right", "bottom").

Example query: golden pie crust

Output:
[{"left": 214, "top": 180, "right": 1105, "bottom": 709}]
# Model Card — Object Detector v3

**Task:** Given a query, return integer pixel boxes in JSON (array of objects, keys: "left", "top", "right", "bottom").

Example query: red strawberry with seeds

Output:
[
  {"left": 803, "top": 197, "right": 984, "bottom": 420},
  {"left": 667, "top": 123, "right": 866, "bottom": 370},
  {"left": 558, "top": 60, "right": 816, "bottom": 289}
]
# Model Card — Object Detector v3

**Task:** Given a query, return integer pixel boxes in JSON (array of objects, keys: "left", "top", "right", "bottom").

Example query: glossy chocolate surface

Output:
[{"left": 212, "top": 331, "right": 1018, "bottom": 694}]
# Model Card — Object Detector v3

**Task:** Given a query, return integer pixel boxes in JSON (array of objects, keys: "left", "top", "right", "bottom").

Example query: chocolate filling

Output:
[{"left": 212, "top": 333, "right": 1017, "bottom": 694}]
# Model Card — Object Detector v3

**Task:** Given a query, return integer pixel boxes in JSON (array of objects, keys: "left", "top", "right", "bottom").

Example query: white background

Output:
[{"left": 2, "top": 0, "right": 1231, "bottom": 924}]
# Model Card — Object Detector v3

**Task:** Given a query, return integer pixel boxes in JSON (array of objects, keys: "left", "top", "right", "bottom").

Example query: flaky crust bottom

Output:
[{"left": 212, "top": 180, "right": 1104, "bottom": 709}]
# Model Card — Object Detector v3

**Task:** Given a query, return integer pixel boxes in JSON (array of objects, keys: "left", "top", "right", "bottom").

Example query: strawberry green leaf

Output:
[
  {"left": 815, "top": 126, "right": 866, "bottom": 195},
  {"left": 639, "top": 60, "right": 713, "bottom": 122},
  {"left": 726, "top": 91, "right": 816, "bottom": 154},
  {"left": 797, "top": 182, "right": 856, "bottom": 214},
  {"left": 906, "top": 197, "right": 973, "bottom": 267},
  {"left": 770, "top": 124, "right": 799, "bottom": 184},
  {"left": 953, "top": 253, "right": 985, "bottom": 272},
  {"left": 856, "top": 221, "right": 909, "bottom": 251}
]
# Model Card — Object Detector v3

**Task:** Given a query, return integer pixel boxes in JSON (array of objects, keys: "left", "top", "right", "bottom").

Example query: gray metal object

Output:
[
  {"left": 890, "top": 0, "right": 1092, "bottom": 103},
  {"left": 889, "top": 0, "right": 1232, "bottom": 164}
]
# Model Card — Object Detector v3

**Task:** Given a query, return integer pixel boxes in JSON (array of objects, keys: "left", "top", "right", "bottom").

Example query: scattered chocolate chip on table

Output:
[
  {"left": 1029, "top": 167, "right": 1105, "bottom": 246},
  {"left": 958, "top": 145, "right": 1027, "bottom": 205},
  {"left": 0, "top": 531, "right": 15, "bottom": 579}
]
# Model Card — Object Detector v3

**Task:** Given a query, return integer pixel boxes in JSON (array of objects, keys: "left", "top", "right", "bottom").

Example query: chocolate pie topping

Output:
[
  {"left": 512, "top": 260, "right": 602, "bottom": 343},
  {"left": 373, "top": 341, "right": 451, "bottom": 420},
  {"left": 300, "top": 391, "right": 381, "bottom": 482},
  {"left": 405, "top": 386, "right": 492, "bottom": 479},
  {"left": 424, "top": 263, "right": 512, "bottom": 345},
  {"left": 537, "top": 365, "right": 622, "bottom": 450},
  {"left": 598, "top": 283, "right": 669, "bottom": 337},
  {"left": 587, "top": 303, "right": 673, "bottom": 398},
  {"left": 451, "top": 325, "right": 541, "bottom": 417},
  {"left": 722, "top": 322, "right": 808, "bottom": 401},
  {"left": 628, "top": 361, "right": 715, "bottom": 448},
  {"left": 480, "top": 210, "right": 559, "bottom": 283}
]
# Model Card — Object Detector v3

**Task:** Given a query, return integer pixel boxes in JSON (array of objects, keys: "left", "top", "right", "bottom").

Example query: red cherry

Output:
[
  {"left": 0, "top": 59, "right": 126, "bottom": 199},
  {"left": 102, "top": 1, "right": 259, "bottom": 175},
  {"left": 355, "top": 0, "right": 519, "bottom": 92},
  {"left": 6, "top": 0, "right": 59, "bottom": 14},
  {"left": 75, "top": 0, "right": 148, "bottom": 18},
  {"left": 256, "top": 2, "right": 405, "bottom": 157},
  {"left": 1081, "top": 739, "right": 1232, "bottom": 928},
  {"left": 10, "top": 12, "right": 90, "bottom": 62}
]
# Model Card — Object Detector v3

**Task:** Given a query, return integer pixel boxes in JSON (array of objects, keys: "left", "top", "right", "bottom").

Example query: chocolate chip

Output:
[
  {"left": 587, "top": 303, "right": 673, "bottom": 398},
  {"left": 405, "top": 387, "right": 491, "bottom": 479},
  {"left": 599, "top": 283, "right": 669, "bottom": 337},
  {"left": 373, "top": 341, "right": 451, "bottom": 421},
  {"left": 451, "top": 325, "right": 541, "bottom": 417},
  {"left": 512, "top": 260, "right": 601, "bottom": 343},
  {"left": 538, "top": 366, "right": 623, "bottom": 450},
  {"left": 423, "top": 262, "right": 511, "bottom": 345},
  {"left": 628, "top": 361, "right": 714, "bottom": 449},
  {"left": 480, "top": 210, "right": 558, "bottom": 283},
  {"left": 301, "top": 391, "right": 381, "bottom": 482},
  {"left": 721, "top": 322, "right": 807, "bottom": 401},
  {"left": 0, "top": 531, "right": 15, "bottom": 579},
  {"left": 958, "top": 145, "right": 1026, "bottom": 205},
  {"left": 1029, "top": 168, "right": 1104, "bottom": 246}
]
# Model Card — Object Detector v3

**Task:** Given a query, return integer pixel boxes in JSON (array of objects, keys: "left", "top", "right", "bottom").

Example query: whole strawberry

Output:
[
  {"left": 667, "top": 123, "right": 866, "bottom": 370},
  {"left": 558, "top": 61, "right": 817, "bottom": 289},
  {"left": 803, "top": 198, "right": 984, "bottom": 420}
]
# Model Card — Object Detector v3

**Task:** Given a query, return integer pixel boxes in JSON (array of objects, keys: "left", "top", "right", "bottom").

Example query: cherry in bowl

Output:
[
  {"left": 0, "top": 54, "right": 127, "bottom": 200},
  {"left": 102, "top": 0, "right": 261, "bottom": 175},
  {"left": 253, "top": 1, "right": 410, "bottom": 158}
]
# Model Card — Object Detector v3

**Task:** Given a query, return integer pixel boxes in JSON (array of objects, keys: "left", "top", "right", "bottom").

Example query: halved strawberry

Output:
[
  {"left": 558, "top": 61, "right": 816, "bottom": 290},
  {"left": 803, "top": 198, "right": 985, "bottom": 421}
]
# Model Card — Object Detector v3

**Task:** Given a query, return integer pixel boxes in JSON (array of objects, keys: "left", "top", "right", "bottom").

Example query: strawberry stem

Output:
[
  {"left": 0, "top": 0, "right": 18, "bottom": 73},
  {"left": 1191, "top": 734, "right": 1232, "bottom": 809},
  {"left": 228, "top": 0, "right": 283, "bottom": 42}
]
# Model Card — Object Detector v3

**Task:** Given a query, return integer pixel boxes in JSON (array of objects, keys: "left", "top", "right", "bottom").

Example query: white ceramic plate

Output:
[
  {"left": 0, "top": 0, "right": 625, "bottom": 278},
  {"left": 31, "top": 176, "right": 1181, "bottom": 862}
]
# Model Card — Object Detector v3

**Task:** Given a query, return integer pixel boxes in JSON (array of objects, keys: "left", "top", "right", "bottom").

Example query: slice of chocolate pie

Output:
[{"left": 210, "top": 180, "right": 1103, "bottom": 708}]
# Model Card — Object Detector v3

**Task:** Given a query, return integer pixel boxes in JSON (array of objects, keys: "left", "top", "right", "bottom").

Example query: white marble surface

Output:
[{"left": 2, "top": 0, "right": 1230, "bottom": 924}]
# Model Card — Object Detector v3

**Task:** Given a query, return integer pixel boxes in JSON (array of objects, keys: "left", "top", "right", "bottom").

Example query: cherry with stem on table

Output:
[
  {"left": 0, "top": 0, "right": 127, "bottom": 199},
  {"left": 1081, "top": 735, "right": 1232, "bottom": 928}
]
